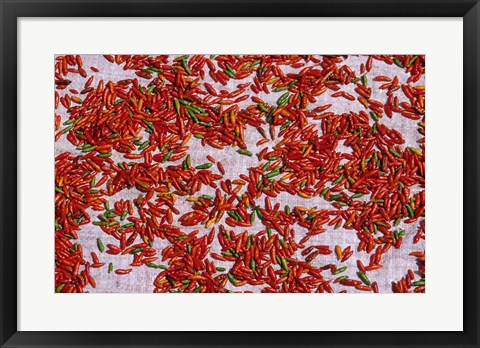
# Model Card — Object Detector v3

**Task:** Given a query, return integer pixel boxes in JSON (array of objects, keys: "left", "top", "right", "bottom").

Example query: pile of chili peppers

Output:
[{"left": 55, "top": 55, "right": 425, "bottom": 293}]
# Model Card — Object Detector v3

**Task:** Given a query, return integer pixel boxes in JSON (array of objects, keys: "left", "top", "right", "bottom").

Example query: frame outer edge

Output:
[
  {"left": 1, "top": 0, "right": 18, "bottom": 347},
  {"left": 0, "top": 0, "right": 4, "bottom": 341},
  {"left": 464, "top": 1, "right": 480, "bottom": 347},
  {"left": 473, "top": 2, "right": 479, "bottom": 347},
  {"left": 2, "top": 1, "right": 479, "bottom": 347}
]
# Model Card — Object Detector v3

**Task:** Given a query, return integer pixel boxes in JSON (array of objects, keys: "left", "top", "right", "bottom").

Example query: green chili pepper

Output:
[
  {"left": 280, "top": 257, "right": 289, "bottom": 272},
  {"left": 265, "top": 169, "right": 281, "bottom": 179},
  {"left": 412, "top": 280, "right": 425, "bottom": 286},
  {"left": 389, "top": 148, "right": 402, "bottom": 158},
  {"left": 258, "top": 103, "right": 270, "bottom": 112},
  {"left": 361, "top": 75, "right": 368, "bottom": 87},
  {"left": 237, "top": 149, "right": 253, "bottom": 157},
  {"left": 245, "top": 235, "right": 252, "bottom": 250},
  {"left": 393, "top": 57, "right": 404, "bottom": 68},
  {"left": 332, "top": 174, "right": 344, "bottom": 186},
  {"left": 408, "top": 55, "right": 418, "bottom": 66},
  {"left": 162, "top": 149, "right": 174, "bottom": 163},
  {"left": 273, "top": 86, "right": 289, "bottom": 92},
  {"left": 329, "top": 194, "right": 343, "bottom": 201},
  {"left": 225, "top": 64, "right": 235, "bottom": 75},
  {"left": 333, "top": 266, "right": 347, "bottom": 275},
  {"left": 98, "top": 152, "right": 112, "bottom": 158},
  {"left": 97, "top": 238, "right": 105, "bottom": 253},
  {"left": 227, "top": 273, "right": 237, "bottom": 284},
  {"left": 195, "top": 163, "right": 213, "bottom": 170},
  {"left": 320, "top": 187, "right": 330, "bottom": 196},
  {"left": 277, "top": 92, "right": 290, "bottom": 106},
  {"left": 250, "top": 258, "right": 256, "bottom": 271},
  {"left": 143, "top": 120, "right": 154, "bottom": 131},
  {"left": 130, "top": 247, "right": 144, "bottom": 254},
  {"left": 358, "top": 271, "right": 371, "bottom": 286},
  {"left": 224, "top": 69, "right": 235, "bottom": 79},
  {"left": 182, "top": 59, "right": 192, "bottom": 75},
  {"left": 406, "top": 204, "right": 415, "bottom": 218}
]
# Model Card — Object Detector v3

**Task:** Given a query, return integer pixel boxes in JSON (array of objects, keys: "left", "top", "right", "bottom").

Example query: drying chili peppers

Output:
[{"left": 54, "top": 54, "right": 425, "bottom": 293}]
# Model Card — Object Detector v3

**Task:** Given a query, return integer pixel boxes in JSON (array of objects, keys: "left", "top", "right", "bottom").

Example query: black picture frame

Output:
[{"left": 1, "top": 1, "right": 478, "bottom": 347}]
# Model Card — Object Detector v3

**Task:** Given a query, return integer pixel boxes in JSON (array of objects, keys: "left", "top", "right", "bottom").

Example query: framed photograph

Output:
[{"left": 1, "top": 0, "right": 478, "bottom": 347}]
